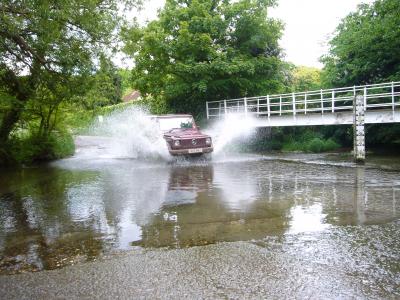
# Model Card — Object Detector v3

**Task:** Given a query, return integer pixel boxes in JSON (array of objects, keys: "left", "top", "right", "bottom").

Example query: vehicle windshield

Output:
[{"left": 158, "top": 117, "right": 194, "bottom": 131}]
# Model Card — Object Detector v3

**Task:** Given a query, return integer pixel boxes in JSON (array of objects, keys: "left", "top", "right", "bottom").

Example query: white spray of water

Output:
[
  {"left": 73, "top": 107, "right": 257, "bottom": 162},
  {"left": 76, "top": 107, "right": 171, "bottom": 160},
  {"left": 205, "top": 113, "right": 257, "bottom": 155}
]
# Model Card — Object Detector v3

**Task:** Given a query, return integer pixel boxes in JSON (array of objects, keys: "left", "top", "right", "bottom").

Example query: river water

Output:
[{"left": 0, "top": 140, "right": 400, "bottom": 297}]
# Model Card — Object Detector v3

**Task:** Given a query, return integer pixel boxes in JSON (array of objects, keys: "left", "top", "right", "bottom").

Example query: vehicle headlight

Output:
[
  {"left": 205, "top": 137, "right": 212, "bottom": 145},
  {"left": 173, "top": 140, "right": 180, "bottom": 147}
]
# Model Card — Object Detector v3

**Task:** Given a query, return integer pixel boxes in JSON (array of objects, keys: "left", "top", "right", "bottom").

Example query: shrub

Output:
[
  {"left": 8, "top": 131, "right": 75, "bottom": 164},
  {"left": 323, "top": 138, "right": 340, "bottom": 151},
  {"left": 307, "top": 137, "right": 325, "bottom": 153},
  {"left": 50, "top": 132, "right": 75, "bottom": 158},
  {"left": 306, "top": 137, "right": 340, "bottom": 153},
  {"left": 281, "top": 131, "right": 341, "bottom": 153}
]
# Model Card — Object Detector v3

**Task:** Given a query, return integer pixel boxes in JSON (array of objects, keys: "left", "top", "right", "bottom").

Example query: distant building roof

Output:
[{"left": 122, "top": 90, "right": 141, "bottom": 102}]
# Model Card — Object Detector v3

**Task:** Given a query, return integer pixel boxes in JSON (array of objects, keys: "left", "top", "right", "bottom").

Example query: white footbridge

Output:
[{"left": 206, "top": 81, "right": 400, "bottom": 161}]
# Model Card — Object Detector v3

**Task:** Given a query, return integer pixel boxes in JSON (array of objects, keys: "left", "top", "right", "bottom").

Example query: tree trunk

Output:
[
  {"left": 0, "top": 66, "right": 35, "bottom": 144},
  {"left": 0, "top": 107, "right": 23, "bottom": 144}
]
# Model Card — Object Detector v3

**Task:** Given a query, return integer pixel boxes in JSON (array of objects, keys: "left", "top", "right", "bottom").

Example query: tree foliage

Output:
[
  {"left": 0, "top": 0, "right": 134, "bottom": 143},
  {"left": 320, "top": 0, "right": 400, "bottom": 147},
  {"left": 119, "top": 68, "right": 134, "bottom": 96},
  {"left": 80, "top": 57, "right": 123, "bottom": 110},
  {"left": 321, "top": 0, "right": 400, "bottom": 87},
  {"left": 289, "top": 65, "right": 322, "bottom": 92},
  {"left": 122, "top": 0, "right": 285, "bottom": 116}
]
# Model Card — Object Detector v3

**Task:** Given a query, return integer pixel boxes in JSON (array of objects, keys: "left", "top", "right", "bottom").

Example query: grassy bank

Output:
[{"left": 0, "top": 131, "right": 75, "bottom": 166}]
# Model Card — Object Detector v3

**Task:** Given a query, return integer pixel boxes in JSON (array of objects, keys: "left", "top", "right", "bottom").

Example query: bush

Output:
[
  {"left": 201, "top": 121, "right": 341, "bottom": 154},
  {"left": 281, "top": 130, "right": 341, "bottom": 153},
  {"left": 306, "top": 137, "right": 340, "bottom": 153},
  {"left": 50, "top": 132, "right": 75, "bottom": 158},
  {"left": 7, "top": 131, "right": 75, "bottom": 165},
  {"left": 307, "top": 138, "right": 325, "bottom": 153},
  {"left": 324, "top": 138, "right": 340, "bottom": 151},
  {"left": 282, "top": 140, "right": 303, "bottom": 152}
]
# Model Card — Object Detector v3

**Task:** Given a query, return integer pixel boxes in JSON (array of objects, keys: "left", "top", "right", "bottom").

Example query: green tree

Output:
[
  {"left": 321, "top": 0, "right": 400, "bottom": 148},
  {"left": 122, "top": 0, "right": 285, "bottom": 117},
  {"left": 81, "top": 57, "right": 123, "bottom": 110},
  {"left": 321, "top": 0, "right": 400, "bottom": 87},
  {"left": 26, "top": 76, "right": 87, "bottom": 138},
  {"left": 290, "top": 65, "right": 322, "bottom": 92},
  {"left": 0, "top": 0, "right": 135, "bottom": 144},
  {"left": 119, "top": 68, "right": 133, "bottom": 97}
]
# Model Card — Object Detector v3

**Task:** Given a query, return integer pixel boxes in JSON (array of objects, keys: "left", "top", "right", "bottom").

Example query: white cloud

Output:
[{"left": 269, "top": 0, "right": 374, "bottom": 68}]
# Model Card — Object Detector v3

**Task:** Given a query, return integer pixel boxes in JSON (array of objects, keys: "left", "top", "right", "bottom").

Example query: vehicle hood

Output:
[{"left": 163, "top": 128, "right": 210, "bottom": 139}]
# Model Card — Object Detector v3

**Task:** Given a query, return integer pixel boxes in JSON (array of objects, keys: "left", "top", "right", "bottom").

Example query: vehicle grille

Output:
[{"left": 180, "top": 138, "right": 207, "bottom": 148}]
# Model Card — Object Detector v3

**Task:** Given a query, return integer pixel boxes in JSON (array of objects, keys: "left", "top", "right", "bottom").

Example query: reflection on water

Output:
[
  {"left": 288, "top": 204, "right": 330, "bottom": 234},
  {"left": 0, "top": 155, "right": 399, "bottom": 273}
]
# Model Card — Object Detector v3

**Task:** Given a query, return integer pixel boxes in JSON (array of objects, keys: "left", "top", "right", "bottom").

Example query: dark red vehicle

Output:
[{"left": 153, "top": 114, "right": 213, "bottom": 156}]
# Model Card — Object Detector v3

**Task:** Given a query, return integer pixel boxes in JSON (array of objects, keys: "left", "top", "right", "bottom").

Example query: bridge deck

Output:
[
  {"left": 206, "top": 81, "right": 400, "bottom": 127},
  {"left": 250, "top": 109, "right": 400, "bottom": 127}
]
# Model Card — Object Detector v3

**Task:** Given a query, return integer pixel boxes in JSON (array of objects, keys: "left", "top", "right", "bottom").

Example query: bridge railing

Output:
[{"left": 206, "top": 81, "right": 400, "bottom": 119}]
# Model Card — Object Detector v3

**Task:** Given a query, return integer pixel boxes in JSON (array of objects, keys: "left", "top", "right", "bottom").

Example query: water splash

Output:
[
  {"left": 72, "top": 108, "right": 257, "bottom": 162},
  {"left": 75, "top": 106, "right": 170, "bottom": 160},
  {"left": 205, "top": 113, "right": 257, "bottom": 155}
]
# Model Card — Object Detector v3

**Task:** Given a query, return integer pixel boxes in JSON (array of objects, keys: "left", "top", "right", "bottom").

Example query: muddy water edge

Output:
[{"left": 0, "top": 152, "right": 399, "bottom": 298}]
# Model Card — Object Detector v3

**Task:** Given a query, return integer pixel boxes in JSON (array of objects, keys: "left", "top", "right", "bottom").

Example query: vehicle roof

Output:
[{"left": 149, "top": 114, "right": 193, "bottom": 119}]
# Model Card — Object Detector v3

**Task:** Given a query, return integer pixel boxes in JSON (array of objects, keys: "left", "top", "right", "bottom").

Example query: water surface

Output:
[{"left": 1, "top": 150, "right": 399, "bottom": 277}]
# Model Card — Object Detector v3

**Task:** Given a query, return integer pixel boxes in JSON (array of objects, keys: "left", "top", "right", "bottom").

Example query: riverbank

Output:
[
  {"left": 0, "top": 132, "right": 75, "bottom": 167},
  {"left": 0, "top": 102, "right": 141, "bottom": 167}
]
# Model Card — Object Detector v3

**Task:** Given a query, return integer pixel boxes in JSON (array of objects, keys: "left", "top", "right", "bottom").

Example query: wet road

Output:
[
  {"left": 0, "top": 149, "right": 400, "bottom": 298},
  {"left": 1, "top": 223, "right": 399, "bottom": 299}
]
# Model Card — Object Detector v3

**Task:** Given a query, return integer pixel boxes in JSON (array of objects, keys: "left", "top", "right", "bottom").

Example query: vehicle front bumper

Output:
[{"left": 168, "top": 146, "right": 213, "bottom": 156}]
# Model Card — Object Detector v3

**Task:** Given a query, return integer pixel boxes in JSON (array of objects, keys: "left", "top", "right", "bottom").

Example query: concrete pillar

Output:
[
  {"left": 353, "top": 95, "right": 365, "bottom": 163},
  {"left": 354, "top": 167, "right": 366, "bottom": 225}
]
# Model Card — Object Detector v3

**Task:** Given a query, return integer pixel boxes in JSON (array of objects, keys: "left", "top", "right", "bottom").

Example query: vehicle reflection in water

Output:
[{"left": 0, "top": 158, "right": 399, "bottom": 273}]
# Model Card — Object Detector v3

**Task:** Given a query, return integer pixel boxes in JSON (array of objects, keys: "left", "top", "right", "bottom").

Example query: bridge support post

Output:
[
  {"left": 354, "top": 167, "right": 366, "bottom": 224},
  {"left": 353, "top": 95, "right": 365, "bottom": 163}
]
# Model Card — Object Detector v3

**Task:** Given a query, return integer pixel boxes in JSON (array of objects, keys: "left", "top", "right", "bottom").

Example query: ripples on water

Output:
[{"left": 1, "top": 149, "right": 400, "bottom": 276}]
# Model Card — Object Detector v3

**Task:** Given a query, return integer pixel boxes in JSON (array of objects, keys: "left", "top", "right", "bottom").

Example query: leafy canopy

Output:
[
  {"left": 0, "top": 0, "right": 126, "bottom": 77},
  {"left": 0, "top": 0, "right": 136, "bottom": 142},
  {"left": 290, "top": 65, "right": 322, "bottom": 92},
  {"left": 321, "top": 0, "right": 400, "bottom": 87},
  {"left": 320, "top": 0, "right": 400, "bottom": 147},
  {"left": 122, "top": 0, "right": 285, "bottom": 116}
]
